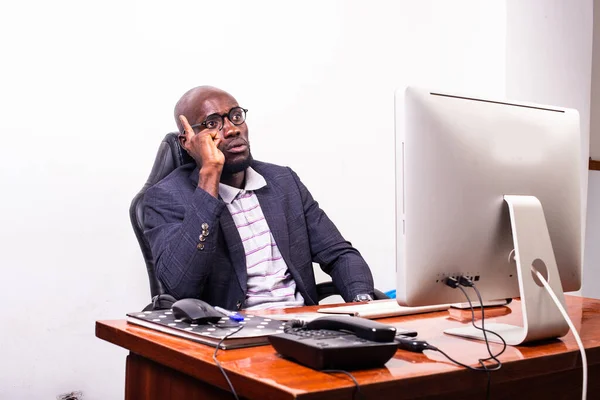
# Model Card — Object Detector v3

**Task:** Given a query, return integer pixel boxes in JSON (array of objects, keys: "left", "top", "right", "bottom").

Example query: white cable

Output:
[{"left": 532, "top": 268, "right": 587, "bottom": 400}]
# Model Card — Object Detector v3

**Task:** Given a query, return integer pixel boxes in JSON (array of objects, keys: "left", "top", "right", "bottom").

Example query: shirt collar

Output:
[{"left": 218, "top": 167, "right": 267, "bottom": 204}]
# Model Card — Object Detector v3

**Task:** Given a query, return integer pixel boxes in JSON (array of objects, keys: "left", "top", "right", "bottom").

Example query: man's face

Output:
[{"left": 187, "top": 91, "right": 252, "bottom": 174}]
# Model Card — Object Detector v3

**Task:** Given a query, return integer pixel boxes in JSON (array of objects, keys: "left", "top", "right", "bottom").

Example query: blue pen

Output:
[{"left": 215, "top": 306, "right": 244, "bottom": 322}]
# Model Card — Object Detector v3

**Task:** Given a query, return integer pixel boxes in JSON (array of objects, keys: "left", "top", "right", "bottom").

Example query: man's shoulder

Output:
[
  {"left": 251, "top": 160, "right": 293, "bottom": 181},
  {"left": 147, "top": 163, "right": 196, "bottom": 194}
]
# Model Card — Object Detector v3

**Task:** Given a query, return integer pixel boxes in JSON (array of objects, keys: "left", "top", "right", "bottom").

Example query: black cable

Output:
[
  {"left": 458, "top": 278, "right": 509, "bottom": 400},
  {"left": 456, "top": 285, "right": 493, "bottom": 400},
  {"left": 484, "top": 366, "right": 491, "bottom": 400},
  {"left": 456, "top": 284, "right": 507, "bottom": 367},
  {"left": 432, "top": 339, "right": 494, "bottom": 399},
  {"left": 467, "top": 282, "right": 509, "bottom": 400},
  {"left": 442, "top": 277, "right": 509, "bottom": 399},
  {"left": 322, "top": 369, "right": 365, "bottom": 400},
  {"left": 212, "top": 324, "right": 244, "bottom": 400},
  {"left": 458, "top": 280, "right": 507, "bottom": 358},
  {"left": 430, "top": 346, "right": 484, "bottom": 371}
]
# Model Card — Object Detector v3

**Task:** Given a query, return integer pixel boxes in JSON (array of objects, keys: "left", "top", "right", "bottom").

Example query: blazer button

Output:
[
  {"left": 196, "top": 243, "right": 205, "bottom": 250},
  {"left": 236, "top": 300, "right": 242, "bottom": 310},
  {"left": 201, "top": 223, "right": 209, "bottom": 230}
]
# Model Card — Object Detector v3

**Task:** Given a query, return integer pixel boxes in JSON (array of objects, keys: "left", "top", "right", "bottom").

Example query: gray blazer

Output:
[{"left": 143, "top": 160, "right": 374, "bottom": 310}]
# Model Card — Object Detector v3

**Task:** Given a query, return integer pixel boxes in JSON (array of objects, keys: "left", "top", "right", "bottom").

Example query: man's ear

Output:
[{"left": 178, "top": 134, "right": 187, "bottom": 148}]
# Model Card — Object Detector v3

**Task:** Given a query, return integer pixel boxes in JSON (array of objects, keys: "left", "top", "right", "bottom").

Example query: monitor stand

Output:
[{"left": 444, "top": 195, "right": 570, "bottom": 346}]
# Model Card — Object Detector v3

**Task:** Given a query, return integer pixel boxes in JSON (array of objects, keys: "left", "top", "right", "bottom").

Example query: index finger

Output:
[{"left": 179, "top": 115, "right": 194, "bottom": 140}]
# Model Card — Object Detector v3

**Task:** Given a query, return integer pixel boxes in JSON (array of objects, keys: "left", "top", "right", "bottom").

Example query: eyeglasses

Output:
[{"left": 190, "top": 107, "right": 248, "bottom": 133}]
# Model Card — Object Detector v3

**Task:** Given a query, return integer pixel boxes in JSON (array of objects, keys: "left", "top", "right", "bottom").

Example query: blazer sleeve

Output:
[
  {"left": 288, "top": 168, "right": 375, "bottom": 301},
  {"left": 143, "top": 183, "right": 226, "bottom": 299}
]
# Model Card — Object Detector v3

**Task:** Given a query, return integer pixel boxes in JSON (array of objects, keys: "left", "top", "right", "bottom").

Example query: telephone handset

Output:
[{"left": 268, "top": 315, "right": 400, "bottom": 370}]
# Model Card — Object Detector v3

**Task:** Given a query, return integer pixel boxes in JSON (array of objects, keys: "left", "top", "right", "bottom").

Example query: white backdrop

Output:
[
  {"left": 0, "top": 1, "right": 506, "bottom": 398},
  {"left": 505, "top": 0, "right": 594, "bottom": 296}
]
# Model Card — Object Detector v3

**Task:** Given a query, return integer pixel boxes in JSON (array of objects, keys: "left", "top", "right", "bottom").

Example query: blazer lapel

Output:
[{"left": 189, "top": 167, "right": 247, "bottom": 293}]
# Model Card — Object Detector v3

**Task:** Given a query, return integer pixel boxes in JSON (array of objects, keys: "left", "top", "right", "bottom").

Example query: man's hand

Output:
[
  {"left": 179, "top": 115, "right": 224, "bottom": 197},
  {"left": 179, "top": 115, "right": 225, "bottom": 170}
]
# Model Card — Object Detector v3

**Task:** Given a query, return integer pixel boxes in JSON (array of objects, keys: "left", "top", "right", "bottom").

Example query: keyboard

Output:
[{"left": 317, "top": 299, "right": 451, "bottom": 319}]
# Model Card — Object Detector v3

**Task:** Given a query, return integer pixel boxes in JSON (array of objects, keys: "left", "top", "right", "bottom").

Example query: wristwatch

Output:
[{"left": 352, "top": 293, "right": 373, "bottom": 302}]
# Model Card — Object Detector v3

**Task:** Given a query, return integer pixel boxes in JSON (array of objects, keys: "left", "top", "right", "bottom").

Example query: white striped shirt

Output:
[{"left": 219, "top": 167, "right": 304, "bottom": 310}]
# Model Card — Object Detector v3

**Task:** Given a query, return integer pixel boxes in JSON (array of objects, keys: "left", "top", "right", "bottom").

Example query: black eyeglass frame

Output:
[{"left": 189, "top": 107, "right": 248, "bottom": 133}]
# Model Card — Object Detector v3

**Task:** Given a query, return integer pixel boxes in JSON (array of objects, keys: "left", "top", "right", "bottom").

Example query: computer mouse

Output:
[{"left": 172, "top": 298, "right": 224, "bottom": 324}]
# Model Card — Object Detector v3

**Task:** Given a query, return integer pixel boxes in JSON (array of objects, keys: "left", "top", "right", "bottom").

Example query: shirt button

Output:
[{"left": 196, "top": 243, "right": 205, "bottom": 250}]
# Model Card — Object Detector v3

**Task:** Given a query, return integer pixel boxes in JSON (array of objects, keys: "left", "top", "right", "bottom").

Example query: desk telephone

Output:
[{"left": 268, "top": 315, "right": 416, "bottom": 370}]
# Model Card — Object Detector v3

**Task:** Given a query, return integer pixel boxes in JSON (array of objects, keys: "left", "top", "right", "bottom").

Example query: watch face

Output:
[{"left": 354, "top": 294, "right": 373, "bottom": 302}]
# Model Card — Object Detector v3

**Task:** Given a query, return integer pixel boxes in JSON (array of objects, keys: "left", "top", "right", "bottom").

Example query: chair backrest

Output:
[{"left": 130, "top": 132, "right": 194, "bottom": 298}]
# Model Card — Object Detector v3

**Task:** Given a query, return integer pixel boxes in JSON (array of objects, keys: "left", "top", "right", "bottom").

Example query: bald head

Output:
[
  {"left": 174, "top": 85, "right": 252, "bottom": 175},
  {"left": 174, "top": 86, "right": 236, "bottom": 133}
]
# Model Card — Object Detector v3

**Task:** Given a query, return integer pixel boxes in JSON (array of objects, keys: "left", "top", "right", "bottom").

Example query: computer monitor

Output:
[{"left": 394, "top": 87, "right": 582, "bottom": 345}]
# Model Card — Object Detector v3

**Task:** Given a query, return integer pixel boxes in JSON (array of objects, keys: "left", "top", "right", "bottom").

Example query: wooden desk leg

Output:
[{"left": 125, "top": 352, "right": 238, "bottom": 400}]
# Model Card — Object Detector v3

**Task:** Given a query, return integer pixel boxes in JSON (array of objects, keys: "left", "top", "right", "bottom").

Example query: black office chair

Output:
[
  {"left": 130, "top": 133, "right": 388, "bottom": 310},
  {"left": 129, "top": 133, "right": 194, "bottom": 310}
]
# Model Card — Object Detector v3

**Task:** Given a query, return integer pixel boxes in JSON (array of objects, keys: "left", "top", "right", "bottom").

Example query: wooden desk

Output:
[{"left": 96, "top": 296, "right": 600, "bottom": 399}]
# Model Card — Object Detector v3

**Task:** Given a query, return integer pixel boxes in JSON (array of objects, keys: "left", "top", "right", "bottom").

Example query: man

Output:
[{"left": 143, "top": 85, "right": 374, "bottom": 310}]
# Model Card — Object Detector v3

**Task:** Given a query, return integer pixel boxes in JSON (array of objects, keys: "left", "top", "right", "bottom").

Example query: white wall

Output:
[
  {"left": 586, "top": 172, "right": 600, "bottom": 297},
  {"left": 585, "top": 0, "right": 600, "bottom": 297},
  {"left": 505, "top": 0, "right": 594, "bottom": 296},
  {"left": 591, "top": 0, "right": 600, "bottom": 160},
  {"left": 0, "top": 1, "right": 506, "bottom": 398}
]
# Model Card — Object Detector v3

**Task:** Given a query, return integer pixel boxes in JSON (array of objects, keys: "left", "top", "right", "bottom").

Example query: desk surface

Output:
[{"left": 96, "top": 295, "right": 600, "bottom": 399}]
